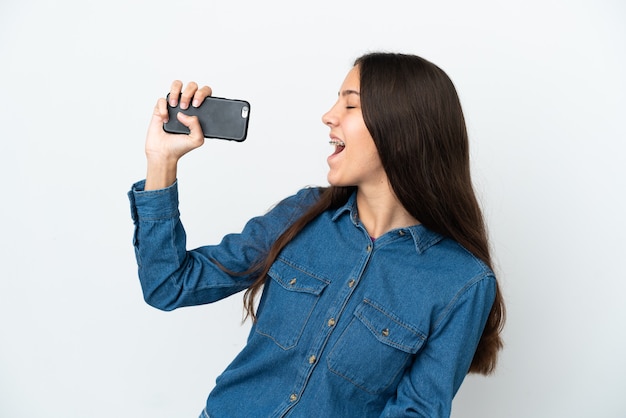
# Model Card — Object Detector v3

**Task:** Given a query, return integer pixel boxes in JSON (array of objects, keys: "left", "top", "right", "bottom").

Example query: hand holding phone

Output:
[{"left": 163, "top": 94, "right": 250, "bottom": 142}]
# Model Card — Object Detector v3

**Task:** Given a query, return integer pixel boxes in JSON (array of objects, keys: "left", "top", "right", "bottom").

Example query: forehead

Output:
[{"left": 339, "top": 66, "right": 361, "bottom": 94}]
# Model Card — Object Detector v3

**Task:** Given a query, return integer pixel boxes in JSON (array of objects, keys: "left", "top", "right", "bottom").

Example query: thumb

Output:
[{"left": 177, "top": 112, "right": 205, "bottom": 147}]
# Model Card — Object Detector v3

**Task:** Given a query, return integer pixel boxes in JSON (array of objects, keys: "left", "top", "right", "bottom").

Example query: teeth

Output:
[{"left": 329, "top": 139, "right": 345, "bottom": 147}]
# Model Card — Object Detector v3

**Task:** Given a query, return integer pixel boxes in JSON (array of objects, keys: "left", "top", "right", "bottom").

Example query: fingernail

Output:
[{"left": 192, "top": 99, "right": 200, "bottom": 107}]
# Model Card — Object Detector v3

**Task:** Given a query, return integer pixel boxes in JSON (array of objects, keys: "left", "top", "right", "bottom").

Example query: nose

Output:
[{"left": 322, "top": 106, "right": 337, "bottom": 127}]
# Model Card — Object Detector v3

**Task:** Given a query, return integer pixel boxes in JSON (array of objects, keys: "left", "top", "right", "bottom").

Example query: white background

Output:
[{"left": 1, "top": 1, "right": 625, "bottom": 417}]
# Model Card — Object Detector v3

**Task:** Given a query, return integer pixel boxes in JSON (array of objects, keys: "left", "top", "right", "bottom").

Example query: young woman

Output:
[{"left": 128, "top": 52, "right": 505, "bottom": 417}]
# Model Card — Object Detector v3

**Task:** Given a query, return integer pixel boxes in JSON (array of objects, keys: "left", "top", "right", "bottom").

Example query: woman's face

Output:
[{"left": 322, "top": 66, "right": 387, "bottom": 190}]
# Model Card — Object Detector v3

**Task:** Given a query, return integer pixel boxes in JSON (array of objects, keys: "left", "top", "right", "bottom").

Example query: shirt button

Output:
[
  {"left": 289, "top": 278, "right": 297, "bottom": 286},
  {"left": 327, "top": 318, "right": 336, "bottom": 327},
  {"left": 367, "top": 244, "right": 372, "bottom": 252},
  {"left": 308, "top": 355, "right": 317, "bottom": 364},
  {"left": 399, "top": 230, "right": 405, "bottom": 236},
  {"left": 348, "top": 279, "right": 355, "bottom": 288},
  {"left": 382, "top": 328, "right": 390, "bottom": 337},
  {"left": 289, "top": 394, "right": 298, "bottom": 402}
]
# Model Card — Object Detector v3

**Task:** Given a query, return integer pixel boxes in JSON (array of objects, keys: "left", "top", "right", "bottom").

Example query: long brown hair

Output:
[{"left": 243, "top": 52, "right": 505, "bottom": 375}]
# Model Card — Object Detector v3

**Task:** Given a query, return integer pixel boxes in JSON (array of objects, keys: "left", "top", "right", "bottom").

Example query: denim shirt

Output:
[{"left": 128, "top": 180, "right": 496, "bottom": 418}]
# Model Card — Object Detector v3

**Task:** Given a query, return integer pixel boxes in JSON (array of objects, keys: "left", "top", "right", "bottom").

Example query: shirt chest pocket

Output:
[
  {"left": 255, "top": 260, "right": 329, "bottom": 350},
  {"left": 327, "top": 299, "right": 427, "bottom": 394}
]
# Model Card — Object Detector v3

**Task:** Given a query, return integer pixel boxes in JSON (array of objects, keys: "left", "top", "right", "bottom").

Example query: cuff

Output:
[{"left": 128, "top": 179, "right": 179, "bottom": 222}]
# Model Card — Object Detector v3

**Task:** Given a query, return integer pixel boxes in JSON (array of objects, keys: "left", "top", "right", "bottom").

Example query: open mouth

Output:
[{"left": 329, "top": 139, "right": 345, "bottom": 154}]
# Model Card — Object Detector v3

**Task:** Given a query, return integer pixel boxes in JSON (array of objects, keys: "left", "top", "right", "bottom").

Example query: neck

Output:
[{"left": 355, "top": 183, "right": 420, "bottom": 239}]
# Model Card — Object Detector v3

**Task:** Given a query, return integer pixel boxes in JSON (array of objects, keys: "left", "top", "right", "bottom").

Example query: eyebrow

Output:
[{"left": 339, "top": 89, "right": 360, "bottom": 97}]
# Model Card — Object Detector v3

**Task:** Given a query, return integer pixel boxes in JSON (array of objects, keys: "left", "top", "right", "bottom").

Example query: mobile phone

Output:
[{"left": 163, "top": 94, "right": 250, "bottom": 142}]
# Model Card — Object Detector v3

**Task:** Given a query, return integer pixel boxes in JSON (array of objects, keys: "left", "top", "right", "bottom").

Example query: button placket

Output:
[{"left": 284, "top": 224, "right": 373, "bottom": 412}]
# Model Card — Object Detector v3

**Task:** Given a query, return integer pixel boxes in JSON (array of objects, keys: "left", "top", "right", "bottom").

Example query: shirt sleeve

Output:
[
  {"left": 380, "top": 274, "right": 496, "bottom": 418},
  {"left": 128, "top": 180, "right": 320, "bottom": 311}
]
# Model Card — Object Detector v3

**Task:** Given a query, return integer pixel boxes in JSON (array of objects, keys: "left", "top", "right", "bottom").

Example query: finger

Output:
[
  {"left": 152, "top": 98, "right": 169, "bottom": 123},
  {"left": 155, "top": 98, "right": 169, "bottom": 122},
  {"left": 146, "top": 99, "right": 170, "bottom": 140},
  {"left": 180, "top": 81, "right": 199, "bottom": 110},
  {"left": 177, "top": 113, "right": 205, "bottom": 147},
  {"left": 169, "top": 80, "right": 183, "bottom": 107},
  {"left": 192, "top": 85, "right": 213, "bottom": 108}
]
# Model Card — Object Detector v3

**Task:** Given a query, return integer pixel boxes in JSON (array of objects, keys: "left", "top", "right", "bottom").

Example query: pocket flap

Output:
[
  {"left": 268, "top": 260, "right": 328, "bottom": 295},
  {"left": 354, "top": 299, "right": 426, "bottom": 354}
]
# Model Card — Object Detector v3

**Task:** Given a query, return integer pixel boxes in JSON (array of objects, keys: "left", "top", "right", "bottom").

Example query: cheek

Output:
[
  {"left": 357, "top": 131, "right": 379, "bottom": 161},
  {"left": 343, "top": 111, "right": 369, "bottom": 133},
  {"left": 346, "top": 120, "right": 373, "bottom": 144},
  {"left": 363, "top": 138, "right": 383, "bottom": 168}
]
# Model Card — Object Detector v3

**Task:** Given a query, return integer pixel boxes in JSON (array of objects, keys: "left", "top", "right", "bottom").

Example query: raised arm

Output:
[{"left": 144, "top": 80, "right": 212, "bottom": 190}]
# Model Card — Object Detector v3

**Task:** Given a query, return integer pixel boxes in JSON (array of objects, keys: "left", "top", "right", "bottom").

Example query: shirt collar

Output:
[{"left": 331, "top": 191, "right": 444, "bottom": 254}]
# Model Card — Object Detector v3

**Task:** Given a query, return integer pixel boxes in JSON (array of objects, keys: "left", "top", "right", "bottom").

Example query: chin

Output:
[
  {"left": 327, "top": 176, "right": 352, "bottom": 188},
  {"left": 327, "top": 174, "right": 341, "bottom": 186}
]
